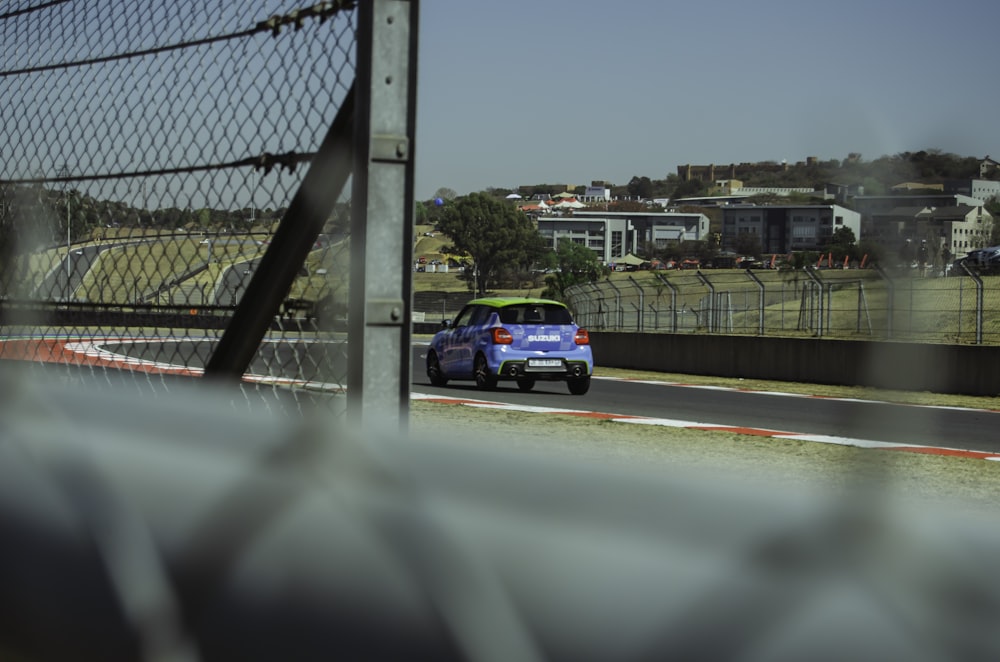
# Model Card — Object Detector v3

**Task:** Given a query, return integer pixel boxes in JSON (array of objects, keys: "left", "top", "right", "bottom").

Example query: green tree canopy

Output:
[
  {"left": 541, "top": 239, "right": 608, "bottom": 300},
  {"left": 432, "top": 187, "right": 458, "bottom": 201},
  {"left": 436, "top": 192, "right": 546, "bottom": 296},
  {"left": 416, "top": 198, "right": 450, "bottom": 227},
  {"left": 828, "top": 226, "right": 859, "bottom": 261},
  {"left": 670, "top": 177, "right": 708, "bottom": 200},
  {"left": 626, "top": 175, "right": 654, "bottom": 199},
  {"left": 733, "top": 232, "right": 762, "bottom": 258}
]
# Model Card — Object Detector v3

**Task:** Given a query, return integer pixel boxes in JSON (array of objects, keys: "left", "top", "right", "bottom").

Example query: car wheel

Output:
[
  {"left": 516, "top": 376, "right": 536, "bottom": 392},
  {"left": 426, "top": 351, "right": 448, "bottom": 386},
  {"left": 567, "top": 375, "right": 590, "bottom": 395},
  {"left": 474, "top": 353, "right": 497, "bottom": 391}
]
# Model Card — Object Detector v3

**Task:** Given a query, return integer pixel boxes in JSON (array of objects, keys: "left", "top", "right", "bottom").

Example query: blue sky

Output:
[{"left": 415, "top": 0, "right": 1000, "bottom": 199}]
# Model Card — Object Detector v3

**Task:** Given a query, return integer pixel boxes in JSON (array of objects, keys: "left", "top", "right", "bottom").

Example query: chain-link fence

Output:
[
  {"left": 0, "top": 1, "right": 411, "bottom": 416},
  {"left": 565, "top": 267, "right": 1000, "bottom": 345}
]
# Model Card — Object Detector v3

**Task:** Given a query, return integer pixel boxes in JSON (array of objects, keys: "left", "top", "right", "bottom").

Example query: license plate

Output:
[{"left": 528, "top": 358, "right": 563, "bottom": 368}]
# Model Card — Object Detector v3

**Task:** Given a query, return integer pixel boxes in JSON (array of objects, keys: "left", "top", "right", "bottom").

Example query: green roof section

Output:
[{"left": 469, "top": 296, "right": 566, "bottom": 308}]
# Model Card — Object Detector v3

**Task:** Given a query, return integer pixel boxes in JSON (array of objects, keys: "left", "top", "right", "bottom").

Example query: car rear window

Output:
[{"left": 498, "top": 304, "right": 573, "bottom": 325}]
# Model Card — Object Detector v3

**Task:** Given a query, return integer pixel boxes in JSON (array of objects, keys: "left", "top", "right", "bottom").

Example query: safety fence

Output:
[
  {"left": 564, "top": 266, "right": 1000, "bottom": 345},
  {"left": 0, "top": 1, "right": 417, "bottom": 422}
]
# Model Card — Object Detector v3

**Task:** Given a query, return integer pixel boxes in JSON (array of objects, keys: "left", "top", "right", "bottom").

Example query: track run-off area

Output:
[{"left": 3, "top": 334, "right": 1000, "bottom": 463}]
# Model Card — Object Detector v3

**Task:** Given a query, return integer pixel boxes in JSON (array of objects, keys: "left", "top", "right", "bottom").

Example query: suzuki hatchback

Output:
[{"left": 426, "top": 297, "right": 594, "bottom": 395}]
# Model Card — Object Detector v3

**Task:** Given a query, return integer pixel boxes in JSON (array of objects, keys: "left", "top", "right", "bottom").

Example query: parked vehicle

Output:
[
  {"left": 426, "top": 297, "right": 593, "bottom": 395},
  {"left": 966, "top": 246, "right": 1000, "bottom": 267}
]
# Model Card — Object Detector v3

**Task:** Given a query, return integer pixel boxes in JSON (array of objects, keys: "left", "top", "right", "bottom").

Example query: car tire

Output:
[
  {"left": 427, "top": 351, "right": 448, "bottom": 386},
  {"left": 567, "top": 375, "right": 590, "bottom": 395},
  {"left": 474, "top": 353, "right": 497, "bottom": 391},
  {"left": 516, "top": 376, "right": 535, "bottom": 392}
]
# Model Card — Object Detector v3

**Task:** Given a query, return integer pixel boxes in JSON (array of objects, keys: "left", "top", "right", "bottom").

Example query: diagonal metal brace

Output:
[{"left": 203, "top": 84, "right": 355, "bottom": 381}]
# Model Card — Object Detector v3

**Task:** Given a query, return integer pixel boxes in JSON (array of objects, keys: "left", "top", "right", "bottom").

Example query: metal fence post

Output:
[
  {"left": 605, "top": 279, "right": 623, "bottom": 330},
  {"left": 826, "top": 279, "right": 833, "bottom": 334},
  {"left": 856, "top": 281, "right": 874, "bottom": 335},
  {"left": 654, "top": 273, "right": 677, "bottom": 333},
  {"left": 803, "top": 267, "right": 824, "bottom": 338},
  {"left": 744, "top": 269, "right": 765, "bottom": 336},
  {"left": 567, "top": 284, "right": 592, "bottom": 329},
  {"left": 348, "top": 0, "right": 419, "bottom": 433},
  {"left": 627, "top": 276, "right": 644, "bottom": 332},
  {"left": 961, "top": 262, "right": 984, "bottom": 345},
  {"left": 564, "top": 284, "right": 581, "bottom": 324},
  {"left": 958, "top": 276, "right": 964, "bottom": 339},
  {"left": 588, "top": 282, "right": 606, "bottom": 329},
  {"left": 873, "top": 265, "right": 894, "bottom": 339},
  {"left": 695, "top": 270, "right": 715, "bottom": 332}
]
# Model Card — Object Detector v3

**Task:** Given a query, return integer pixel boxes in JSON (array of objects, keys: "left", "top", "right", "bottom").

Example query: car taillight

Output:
[
  {"left": 492, "top": 328, "right": 513, "bottom": 344},
  {"left": 574, "top": 329, "right": 590, "bottom": 345}
]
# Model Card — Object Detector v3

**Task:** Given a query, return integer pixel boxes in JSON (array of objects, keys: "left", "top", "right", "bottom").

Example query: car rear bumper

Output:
[{"left": 495, "top": 358, "right": 592, "bottom": 380}]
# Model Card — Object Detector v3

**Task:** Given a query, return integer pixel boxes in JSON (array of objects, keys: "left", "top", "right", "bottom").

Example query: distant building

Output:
[
  {"left": 676, "top": 158, "right": 818, "bottom": 183},
  {"left": 537, "top": 211, "right": 710, "bottom": 264},
  {"left": 825, "top": 183, "right": 864, "bottom": 205},
  {"left": 869, "top": 204, "right": 993, "bottom": 257},
  {"left": 710, "top": 179, "right": 742, "bottom": 195},
  {"left": 672, "top": 193, "right": 755, "bottom": 207},
  {"left": 891, "top": 182, "right": 944, "bottom": 192},
  {"left": 673, "top": 180, "right": 827, "bottom": 207},
  {"left": 580, "top": 183, "right": 611, "bottom": 203},
  {"left": 720, "top": 204, "right": 861, "bottom": 255},
  {"left": 980, "top": 156, "right": 1000, "bottom": 178},
  {"left": 942, "top": 179, "right": 1000, "bottom": 204},
  {"left": 852, "top": 193, "right": 980, "bottom": 219}
]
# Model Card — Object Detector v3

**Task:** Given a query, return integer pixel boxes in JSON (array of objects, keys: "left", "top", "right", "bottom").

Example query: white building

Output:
[
  {"left": 943, "top": 179, "right": 1000, "bottom": 204},
  {"left": 537, "top": 211, "right": 710, "bottom": 263},
  {"left": 720, "top": 204, "right": 861, "bottom": 254},
  {"left": 578, "top": 185, "right": 611, "bottom": 203},
  {"left": 870, "top": 204, "right": 994, "bottom": 257}
]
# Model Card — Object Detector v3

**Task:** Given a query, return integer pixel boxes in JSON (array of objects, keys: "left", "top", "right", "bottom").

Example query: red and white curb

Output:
[
  {"left": 6, "top": 337, "right": 999, "bottom": 461},
  {"left": 412, "top": 391, "right": 1000, "bottom": 463},
  {"left": 0, "top": 337, "right": 346, "bottom": 392}
]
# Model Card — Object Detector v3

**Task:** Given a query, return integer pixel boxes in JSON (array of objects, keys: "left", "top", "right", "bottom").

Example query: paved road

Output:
[
  {"left": 99, "top": 338, "right": 346, "bottom": 384},
  {"left": 214, "top": 256, "right": 263, "bottom": 305},
  {"left": 33, "top": 337, "right": 1000, "bottom": 455},
  {"left": 32, "top": 244, "right": 106, "bottom": 300},
  {"left": 409, "top": 344, "right": 1000, "bottom": 454}
]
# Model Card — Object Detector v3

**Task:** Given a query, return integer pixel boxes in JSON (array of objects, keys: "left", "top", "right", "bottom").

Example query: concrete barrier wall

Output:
[{"left": 590, "top": 332, "right": 1000, "bottom": 397}]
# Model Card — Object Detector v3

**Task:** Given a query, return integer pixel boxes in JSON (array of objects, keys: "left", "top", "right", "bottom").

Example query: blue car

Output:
[{"left": 426, "top": 297, "right": 594, "bottom": 395}]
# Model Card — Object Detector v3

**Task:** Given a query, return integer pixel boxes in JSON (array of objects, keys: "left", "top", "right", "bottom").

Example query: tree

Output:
[
  {"left": 670, "top": 177, "right": 707, "bottom": 201},
  {"left": 416, "top": 198, "right": 449, "bottom": 227},
  {"left": 432, "top": 187, "right": 458, "bottom": 201},
  {"left": 541, "top": 240, "right": 608, "bottom": 300},
  {"left": 857, "top": 239, "right": 884, "bottom": 266},
  {"left": 436, "top": 192, "right": 546, "bottom": 296},
  {"left": 733, "top": 232, "right": 762, "bottom": 258},
  {"left": 626, "top": 175, "right": 653, "bottom": 199},
  {"left": 828, "top": 226, "right": 859, "bottom": 262}
]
